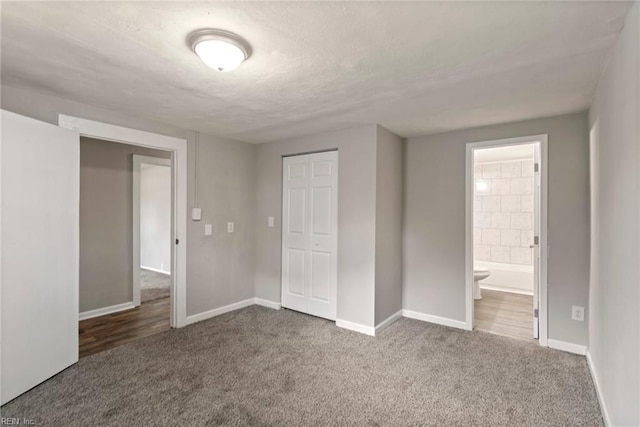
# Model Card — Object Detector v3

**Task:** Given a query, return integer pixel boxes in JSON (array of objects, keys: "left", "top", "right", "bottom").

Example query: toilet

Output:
[{"left": 473, "top": 269, "right": 491, "bottom": 300}]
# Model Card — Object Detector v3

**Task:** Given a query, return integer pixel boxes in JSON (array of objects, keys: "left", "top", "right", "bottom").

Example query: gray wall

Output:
[
  {"left": 404, "top": 112, "right": 591, "bottom": 346},
  {"left": 374, "top": 126, "right": 404, "bottom": 325},
  {"left": 254, "top": 125, "right": 378, "bottom": 327},
  {"left": 186, "top": 132, "right": 255, "bottom": 316},
  {"left": 2, "top": 85, "right": 256, "bottom": 319},
  {"left": 80, "top": 137, "right": 171, "bottom": 312},
  {"left": 588, "top": 3, "right": 639, "bottom": 425}
]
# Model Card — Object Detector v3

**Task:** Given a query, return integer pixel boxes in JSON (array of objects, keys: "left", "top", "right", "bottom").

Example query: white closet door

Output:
[
  {"left": 282, "top": 151, "right": 338, "bottom": 320},
  {"left": 1, "top": 110, "right": 80, "bottom": 404}
]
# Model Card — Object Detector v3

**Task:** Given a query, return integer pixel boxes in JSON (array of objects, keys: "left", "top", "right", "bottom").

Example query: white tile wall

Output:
[
  {"left": 501, "top": 195, "right": 521, "bottom": 212},
  {"left": 511, "top": 212, "right": 532, "bottom": 230},
  {"left": 491, "top": 212, "right": 511, "bottom": 229},
  {"left": 482, "top": 228, "right": 501, "bottom": 245},
  {"left": 511, "top": 247, "right": 532, "bottom": 265},
  {"left": 482, "top": 163, "right": 501, "bottom": 179},
  {"left": 500, "top": 229, "right": 521, "bottom": 247},
  {"left": 521, "top": 195, "right": 534, "bottom": 212},
  {"left": 474, "top": 159, "right": 535, "bottom": 265},
  {"left": 491, "top": 246, "right": 510, "bottom": 263},
  {"left": 482, "top": 195, "right": 501, "bottom": 212}
]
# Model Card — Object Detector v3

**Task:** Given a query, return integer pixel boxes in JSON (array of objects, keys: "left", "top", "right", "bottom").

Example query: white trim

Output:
[
  {"left": 586, "top": 350, "right": 611, "bottom": 427},
  {"left": 374, "top": 310, "right": 403, "bottom": 335},
  {"left": 336, "top": 319, "right": 376, "bottom": 336},
  {"left": 185, "top": 298, "right": 255, "bottom": 326},
  {"left": 79, "top": 301, "right": 136, "bottom": 321},
  {"left": 465, "top": 134, "right": 549, "bottom": 346},
  {"left": 547, "top": 339, "right": 586, "bottom": 355},
  {"left": 402, "top": 309, "right": 470, "bottom": 331},
  {"left": 133, "top": 155, "right": 172, "bottom": 307},
  {"left": 140, "top": 266, "right": 171, "bottom": 276},
  {"left": 58, "top": 114, "right": 188, "bottom": 328},
  {"left": 254, "top": 298, "right": 282, "bottom": 310}
]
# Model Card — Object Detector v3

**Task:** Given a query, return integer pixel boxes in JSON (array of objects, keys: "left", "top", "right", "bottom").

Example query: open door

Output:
[
  {"left": 532, "top": 143, "right": 541, "bottom": 339},
  {"left": 1, "top": 110, "right": 80, "bottom": 404}
]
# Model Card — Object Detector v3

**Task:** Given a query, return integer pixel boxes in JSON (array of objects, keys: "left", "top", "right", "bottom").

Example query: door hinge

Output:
[
  {"left": 534, "top": 236, "right": 539, "bottom": 245},
  {"left": 175, "top": 238, "right": 179, "bottom": 245},
  {"left": 534, "top": 163, "right": 539, "bottom": 173},
  {"left": 534, "top": 308, "right": 539, "bottom": 318}
]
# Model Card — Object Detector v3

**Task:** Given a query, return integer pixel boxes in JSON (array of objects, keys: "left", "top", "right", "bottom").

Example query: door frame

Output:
[
  {"left": 132, "top": 155, "right": 172, "bottom": 307},
  {"left": 465, "top": 134, "right": 548, "bottom": 347},
  {"left": 58, "top": 115, "right": 188, "bottom": 328}
]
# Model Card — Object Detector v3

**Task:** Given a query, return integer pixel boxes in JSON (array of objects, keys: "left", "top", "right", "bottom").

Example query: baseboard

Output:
[
  {"left": 547, "top": 338, "right": 586, "bottom": 355},
  {"left": 375, "top": 310, "right": 403, "bottom": 335},
  {"left": 586, "top": 350, "right": 611, "bottom": 426},
  {"left": 479, "top": 284, "right": 533, "bottom": 296},
  {"left": 254, "top": 298, "right": 281, "bottom": 310},
  {"left": 140, "top": 266, "right": 171, "bottom": 275},
  {"left": 79, "top": 301, "right": 136, "bottom": 321},
  {"left": 336, "top": 319, "right": 375, "bottom": 336},
  {"left": 402, "top": 309, "right": 468, "bottom": 330},
  {"left": 185, "top": 298, "right": 255, "bottom": 325}
]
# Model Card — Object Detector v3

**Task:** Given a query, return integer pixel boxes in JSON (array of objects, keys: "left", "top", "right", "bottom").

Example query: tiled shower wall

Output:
[{"left": 473, "top": 159, "right": 534, "bottom": 265}]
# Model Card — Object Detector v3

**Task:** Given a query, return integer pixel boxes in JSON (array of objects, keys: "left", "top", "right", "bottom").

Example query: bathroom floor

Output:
[{"left": 474, "top": 289, "right": 534, "bottom": 341}]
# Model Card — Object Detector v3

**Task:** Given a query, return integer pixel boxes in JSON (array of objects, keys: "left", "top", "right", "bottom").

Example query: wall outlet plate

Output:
[
  {"left": 204, "top": 224, "right": 212, "bottom": 236},
  {"left": 227, "top": 222, "right": 234, "bottom": 233},
  {"left": 192, "top": 208, "right": 202, "bottom": 221},
  {"left": 572, "top": 305, "right": 584, "bottom": 322},
  {"left": 268, "top": 216, "right": 274, "bottom": 227}
]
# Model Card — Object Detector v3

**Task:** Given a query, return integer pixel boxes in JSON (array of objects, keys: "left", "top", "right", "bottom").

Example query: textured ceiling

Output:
[{"left": 1, "top": 2, "right": 631, "bottom": 143}]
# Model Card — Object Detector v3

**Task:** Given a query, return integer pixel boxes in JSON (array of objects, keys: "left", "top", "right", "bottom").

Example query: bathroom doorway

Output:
[{"left": 465, "top": 135, "right": 548, "bottom": 346}]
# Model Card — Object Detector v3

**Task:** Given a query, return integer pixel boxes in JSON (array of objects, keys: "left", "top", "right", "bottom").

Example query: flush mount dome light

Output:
[{"left": 188, "top": 29, "right": 251, "bottom": 72}]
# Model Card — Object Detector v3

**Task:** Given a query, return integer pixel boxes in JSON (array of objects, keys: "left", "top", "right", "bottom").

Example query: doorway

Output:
[
  {"left": 465, "top": 135, "right": 548, "bottom": 345},
  {"left": 281, "top": 151, "right": 338, "bottom": 321},
  {"left": 133, "top": 155, "right": 172, "bottom": 307}
]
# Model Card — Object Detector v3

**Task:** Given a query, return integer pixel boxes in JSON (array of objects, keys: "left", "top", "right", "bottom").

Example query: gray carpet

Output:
[
  {"left": 140, "top": 268, "right": 171, "bottom": 303},
  {"left": 2, "top": 306, "right": 603, "bottom": 426}
]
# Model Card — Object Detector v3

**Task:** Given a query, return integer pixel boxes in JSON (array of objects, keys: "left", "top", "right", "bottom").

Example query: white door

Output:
[
  {"left": 532, "top": 144, "right": 541, "bottom": 339},
  {"left": 281, "top": 151, "right": 338, "bottom": 320},
  {"left": 1, "top": 110, "right": 79, "bottom": 405}
]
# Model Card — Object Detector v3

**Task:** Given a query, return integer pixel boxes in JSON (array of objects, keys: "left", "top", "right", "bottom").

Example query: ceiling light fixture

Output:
[{"left": 188, "top": 29, "right": 251, "bottom": 72}]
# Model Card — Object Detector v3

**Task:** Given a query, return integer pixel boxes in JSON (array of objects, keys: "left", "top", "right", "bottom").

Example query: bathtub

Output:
[{"left": 474, "top": 261, "right": 533, "bottom": 295}]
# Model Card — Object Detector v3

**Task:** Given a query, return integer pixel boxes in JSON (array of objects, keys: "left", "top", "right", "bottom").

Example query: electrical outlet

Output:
[
  {"left": 204, "top": 224, "right": 212, "bottom": 236},
  {"left": 572, "top": 306, "right": 584, "bottom": 322},
  {"left": 268, "top": 216, "right": 274, "bottom": 227},
  {"left": 227, "top": 222, "right": 234, "bottom": 233}
]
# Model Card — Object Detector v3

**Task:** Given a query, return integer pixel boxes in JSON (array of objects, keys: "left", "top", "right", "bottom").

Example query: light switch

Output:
[
  {"left": 192, "top": 208, "right": 202, "bottom": 221},
  {"left": 268, "top": 216, "right": 274, "bottom": 227},
  {"left": 227, "top": 222, "right": 234, "bottom": 233},
  {"left": 204, "top": 224, "right": 212, "bottom": 236}
]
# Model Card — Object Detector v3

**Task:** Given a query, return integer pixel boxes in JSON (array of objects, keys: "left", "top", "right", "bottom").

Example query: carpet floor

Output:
[
  {"left": 140, "top": 268, "right": 171, "bottom": 303},
  {"left": 2, "top": 306, "right": 603, "bottom": 426}
]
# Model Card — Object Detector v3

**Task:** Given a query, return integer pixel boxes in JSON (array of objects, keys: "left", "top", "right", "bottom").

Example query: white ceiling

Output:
[{"left": 1, "top": 2, "right": 631, "bottom": 143}]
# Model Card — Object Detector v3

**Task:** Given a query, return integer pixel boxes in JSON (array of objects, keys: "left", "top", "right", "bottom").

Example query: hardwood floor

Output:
[
  {"left": 79, "top": 297, "right": 170, "bottom": 358},
  {"left": 474, "top": 289, "right": 534, "bottom": 341}
]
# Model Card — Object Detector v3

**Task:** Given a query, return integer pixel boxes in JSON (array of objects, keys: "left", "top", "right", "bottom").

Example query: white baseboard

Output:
[
  {"left": 402, "top": 309, "right": 469, "bottom": 330},
  {"left": 140, "top": 266, "right": 171, "bottom": 275},
  {"left": 185, "top": 298, "right": 255, "bottom": 325},
  {"left": 547, "top": 338, "right": 586, "bottom": 355},
  {"left": 254, "top": 298, "right": 281, "bottom": 310},
  {"left": 336, "top": 319, "right": 375, "bottom": 336},
  {"left": 586, "top": 350, "right": 611, "bottom": 427},
  {"left": 375, "top": 310, "right": 402, "bottom": 335},
  {"left": 79, "top": 301, "right": 136, "bottom": 321}
]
